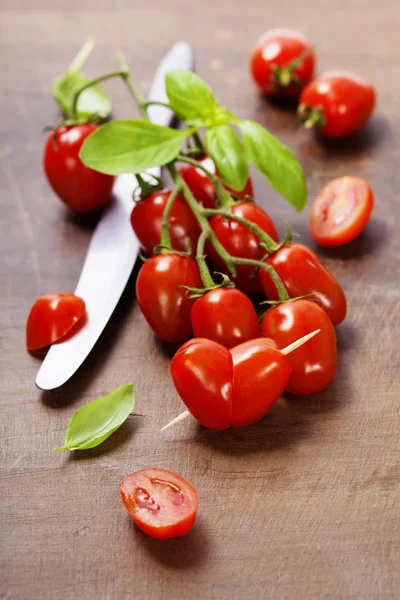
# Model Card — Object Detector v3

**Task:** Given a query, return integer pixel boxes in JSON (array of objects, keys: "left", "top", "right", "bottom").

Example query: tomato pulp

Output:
[
  {"left": 259, "top": 243, "right": 347, "bottom": 325},
  {"left": 43, "top": 124, "right": 115, "bottom": 213},
  {"left": 178, "top": 155, "right": 253, "bottom": 208},
  {"left": 136, "top": 254, "right": 201, "bottom": 344},
  {"left": 299, "top": 71, "right": 376, "bottom": 138},
  {"left": 310, "top": 176, "right": 374, "bottom": 247},
  {"left": 191, "top": 288, "right": 260, "bottom": 348},
  {"left": 130, "top": 189, "right": 201, "bottom": 257},
  {"left": 208, "top": 202, "right": 279, "bottom": 294},
  {"left": 250, "top": 28, "right": 315, "bottom": 97},
  {"left": 262, "top": 300, "right": 337, "bottom": 395},
  {"left": 26, "top": 293, "right": 86, "bottom": 350},
  {"left": 120, "top": 469, "right": 198, "bottom": 539}
]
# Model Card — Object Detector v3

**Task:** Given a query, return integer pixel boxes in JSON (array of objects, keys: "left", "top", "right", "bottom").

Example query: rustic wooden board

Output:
[{"left": 1, "top": 1, "right": 399, "bottom": 598}]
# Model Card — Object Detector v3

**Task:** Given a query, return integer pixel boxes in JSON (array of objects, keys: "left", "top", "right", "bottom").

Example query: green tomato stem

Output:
[
  {"left": 68, "top": 39, "right": 95, "bottom": 73},
  {"left": 232, "top": 257, "right": 289, "bottom": 302},
  {"left": 71, "top": 70, "right": 128, "bottom": 120},
  {"left": 117, "top": 52, "right": 148, "bottom": 119},
  {"left": 192, "top": 132, "right": 205, "bottom": 154},
  {"left": 160, "top": 182, "right": 183, "bottom": 251},
  {"left": 177, "top": 154, "right": 233, "bottom": 208},
  {"left": 203, "top": 209, "right": 279, "bottom": 253},
  {"left": 195, "top": 231, "right": 215, "bottom": 288}
]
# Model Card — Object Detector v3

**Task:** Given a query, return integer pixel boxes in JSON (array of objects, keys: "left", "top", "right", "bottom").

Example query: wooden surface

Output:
[{"left": 1, "top": 1, "right": 400, "bottom": 598}]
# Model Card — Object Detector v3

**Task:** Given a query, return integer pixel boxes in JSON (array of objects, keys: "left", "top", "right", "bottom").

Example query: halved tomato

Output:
[{"left": 120, "top": 468, "right": 199, "bottom": 539}]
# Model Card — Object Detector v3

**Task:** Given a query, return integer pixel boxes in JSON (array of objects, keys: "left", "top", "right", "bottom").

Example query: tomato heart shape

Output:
[
  {"left": 230, "top": 339, "right": 291, "bottom": 427},
  {"left": 170, "top": 338, "right": 233, "bottom": 430}
]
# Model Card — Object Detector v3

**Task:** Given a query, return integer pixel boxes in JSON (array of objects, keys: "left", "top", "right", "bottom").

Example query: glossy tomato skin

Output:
[
  {"left": 130, "top": 189, "right": 200, "bottom": 257},
  {"left": 299, "top": 71, "right": 376, "bottom": 137},
  {"left": 262, "top": 300, "right": 337, "bottom": 395},
  {"left": 43, "top": 124, "right": 115, "bottom": 213},
  {"left": 170, "top": 338, "right": 233, "bottom": 430},
  {"left": 230, "top": 338, "right": 291, "bottom": 427},
  {"left": 136, "top": 254, "right": 201, "bottom": 344},
  {"left": 191, "top": 288, "right": 260, "bottom": 348},
  {"left": 259, "top": 243, "right": 347, "bottom": 326},
  {"left": 208, "top": 203, "right": 279, "bottom": 294},
  {"left": 26, "top": 294, "right": 86, "bottom": 350},
  {"left": 120, "top": 469, "right": 198, "bottom": 540},
  {"left": 250, "top": 29, "right": 315, "bottom": 97},
  {"left": 178, "top": 155, "right": 253, "bottom": 209},
  {"left": 310, "top": 176, "right": 374, "bottom": 247}
]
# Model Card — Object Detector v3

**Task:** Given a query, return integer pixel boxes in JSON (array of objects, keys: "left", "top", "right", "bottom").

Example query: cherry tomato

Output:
[
  {"left": 26, "top": 294, "right": 86, "bottom": 350},
  {"left": 170, "top": 338, "right": 233, "bottom": 430},
  {"left": 262, "top": 300, "right": 337, "bottom": 395},
  {"left": 191, "top": 288, "right": 260, "bottom": 348},
  {"left": 120, "top": 468, "right": 198, "bottom": 540},
  {"left": 208, "top": 203, "right": 279, "bottom": 294},
  {"left": 136, "top": 254, "right": 201, "bottom": 344},
  {"left": 130, "top": 189, "right": 200, "bottom": 257},
  {"left": 299, "top": 71, "right": 376, "bottom": 138},
  {"left": 310, "top": 176, "right": 374, "bottom": 247},
  {"left": 178, "top": 155, "right": 254, "bottom": 209},
  {"left": 43, "top": 124, "right": 115, "bottom": 213},
  {"left": 230, "top": 338, "right": 291, "bottom": 427},
  {"left": 250, "top": 29, "right": 315, "bottom": 97},
  {"left": 259, "top": 244, "right": 346, "bottom": 326}
]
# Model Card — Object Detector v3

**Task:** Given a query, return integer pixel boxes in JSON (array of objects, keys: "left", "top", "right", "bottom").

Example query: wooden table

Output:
[{"left": 1, "top": 1, "right": 399, "bottom": 598}]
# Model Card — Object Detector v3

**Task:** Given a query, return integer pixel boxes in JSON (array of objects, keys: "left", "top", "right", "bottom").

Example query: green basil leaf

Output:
[
  {"left": 239, "top": 120, "right": 306, "bottom": 210},
  {"left": 166, "top": 69, "right": 219, "bottom": 126},
  {"left": 80, "top": 120, "right": 188, "bottom": 175},
  {"left": 55, "top": 384, "right": 135, "bottom": 451},
  {"left": 205, "top": 125, "right": 249, "bottom": 191},
  {"left": 53, "top": 71, "right": 112, "bottom": 120}
]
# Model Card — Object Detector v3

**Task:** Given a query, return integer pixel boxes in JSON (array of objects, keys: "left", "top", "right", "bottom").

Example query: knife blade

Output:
[{"left": 36, "top": 42, "right": 194, "bottom": 390}]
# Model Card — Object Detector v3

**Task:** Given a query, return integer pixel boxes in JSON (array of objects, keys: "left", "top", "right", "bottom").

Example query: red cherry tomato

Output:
[
  {"left": 259, "top": 244, "right": 347, "bottom": 326},
  {"left": 230, "top": 338, "right": 291, "bottom": 427},
  {"left": 26, "top": 294, "right": 86, "bottom": 350},
  {"left": 310, "top": 176, "right": 374, "bottom": 247},
  {"left": 178, "top": 155, "right": 254, "bottom": 209},
  {"left": 299, "top": 71, "right": 376, "bottom": 138},
  {"left": 136, "top": 254, "right": 201, "bottom": 344},
  {"left": 250, "top": 29, "right": 315, "bottom": 97},
  {"left": 120, "top": 468, "right": 198, "bottom": 540},
  {"left": 130, "top": 189, "right": 200, "bottom": 257},
  {"left": 170, "top": 338, "right": 233, "bottom": 430},
  {"left": 262, "top": 300, "right": 337, "bottom": 395},
  {"left": 43, "top": 124, "right": 115, "bottom": 213},
  {"left": 208, "top": 203, "right": 279, "bottom": 294},
  {"left": 191, "top": 288, "right": 260, "bottom": 348}
]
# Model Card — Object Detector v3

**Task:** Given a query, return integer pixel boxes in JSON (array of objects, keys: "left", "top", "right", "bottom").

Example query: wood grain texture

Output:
[{"left": 1, "top": 0, "right": 400, "bottom": 598}]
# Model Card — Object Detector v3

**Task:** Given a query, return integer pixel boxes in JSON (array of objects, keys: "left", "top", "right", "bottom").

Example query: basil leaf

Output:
[
  {"left": 239, "top": 120, "right": 306, "bottom": 210},
  {"left": 205, "top": 125, "right": 249, "bottom": 191},
  {"left": 166, "top": 69, "right": 218, "bottom": 126},
  {"left": 53, "top": 71, "right": 111, "bottom": 120},
  {"left": 55, "top": 384, "right": 135, "bottom": 451},
  {"left": 80, "top": 120, "right": 187, "bottom": 175}
]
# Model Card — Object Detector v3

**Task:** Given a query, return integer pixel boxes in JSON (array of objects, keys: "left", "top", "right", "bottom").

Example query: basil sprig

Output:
[{"left": 56, "top": 384, "right": 135, "bottom": 451}]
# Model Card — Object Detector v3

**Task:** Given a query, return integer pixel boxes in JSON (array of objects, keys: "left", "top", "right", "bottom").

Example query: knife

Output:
[{"left": 36, "top": 42, "right": 194, "bottom": 390}]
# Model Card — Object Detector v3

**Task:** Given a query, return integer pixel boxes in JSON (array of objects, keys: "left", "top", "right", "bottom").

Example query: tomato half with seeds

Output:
[
  {"left": 299, "top": 71, "right": 376, "bottom": 138},
  {"left": 170, "top": 338, "right": 233, "bottom": 430},
  {"left": 310, "top": 176, "right": 374, "bottom": 247},
  {"left": 178, "top": 155, "right": 254, "bottom": 209},
  {"left": 250, "top": 28, "right": 315, "bottom": 97},
  {"left": 130, "top": 189, "right": 201, "bottom": 257},
  {"left": 120, "top": 469, "right": 199, "bottom": 539},
  {"left": 262, "top": 299, "right": 337, "bottom": 395},
  {"left": 259, "top": 243, "right": 347, "bottom": 325},
  {"left": 43, "top": 124, "right": 115, "bottom": 213},
  {"left": 191, "top": 288, "right": 260, "bottom": 348},
  {"left": 136, "top": 254, "right": 201, "bottom": 344},
  {"left": 230, "top": 338, "right": 291, "bottom": 427},
  {"left": 208, "top": 203, "right": 279, "bottom": 294},
  {"left": 26, "top": 294, "right": 86, "bottom": 350}
]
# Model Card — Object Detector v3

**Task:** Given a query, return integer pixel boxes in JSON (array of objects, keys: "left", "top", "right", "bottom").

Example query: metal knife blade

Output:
[{"left": 36, "top": 42, "right": 194, "bottom": 390}]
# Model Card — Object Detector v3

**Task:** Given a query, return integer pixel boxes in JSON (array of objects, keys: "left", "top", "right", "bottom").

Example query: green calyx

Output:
[
  {"left": 298, "top": 104, "right": 326, "bottom": 130},
  {"left": 182, "top": 272, "right": 235, "bottom": 300}
]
